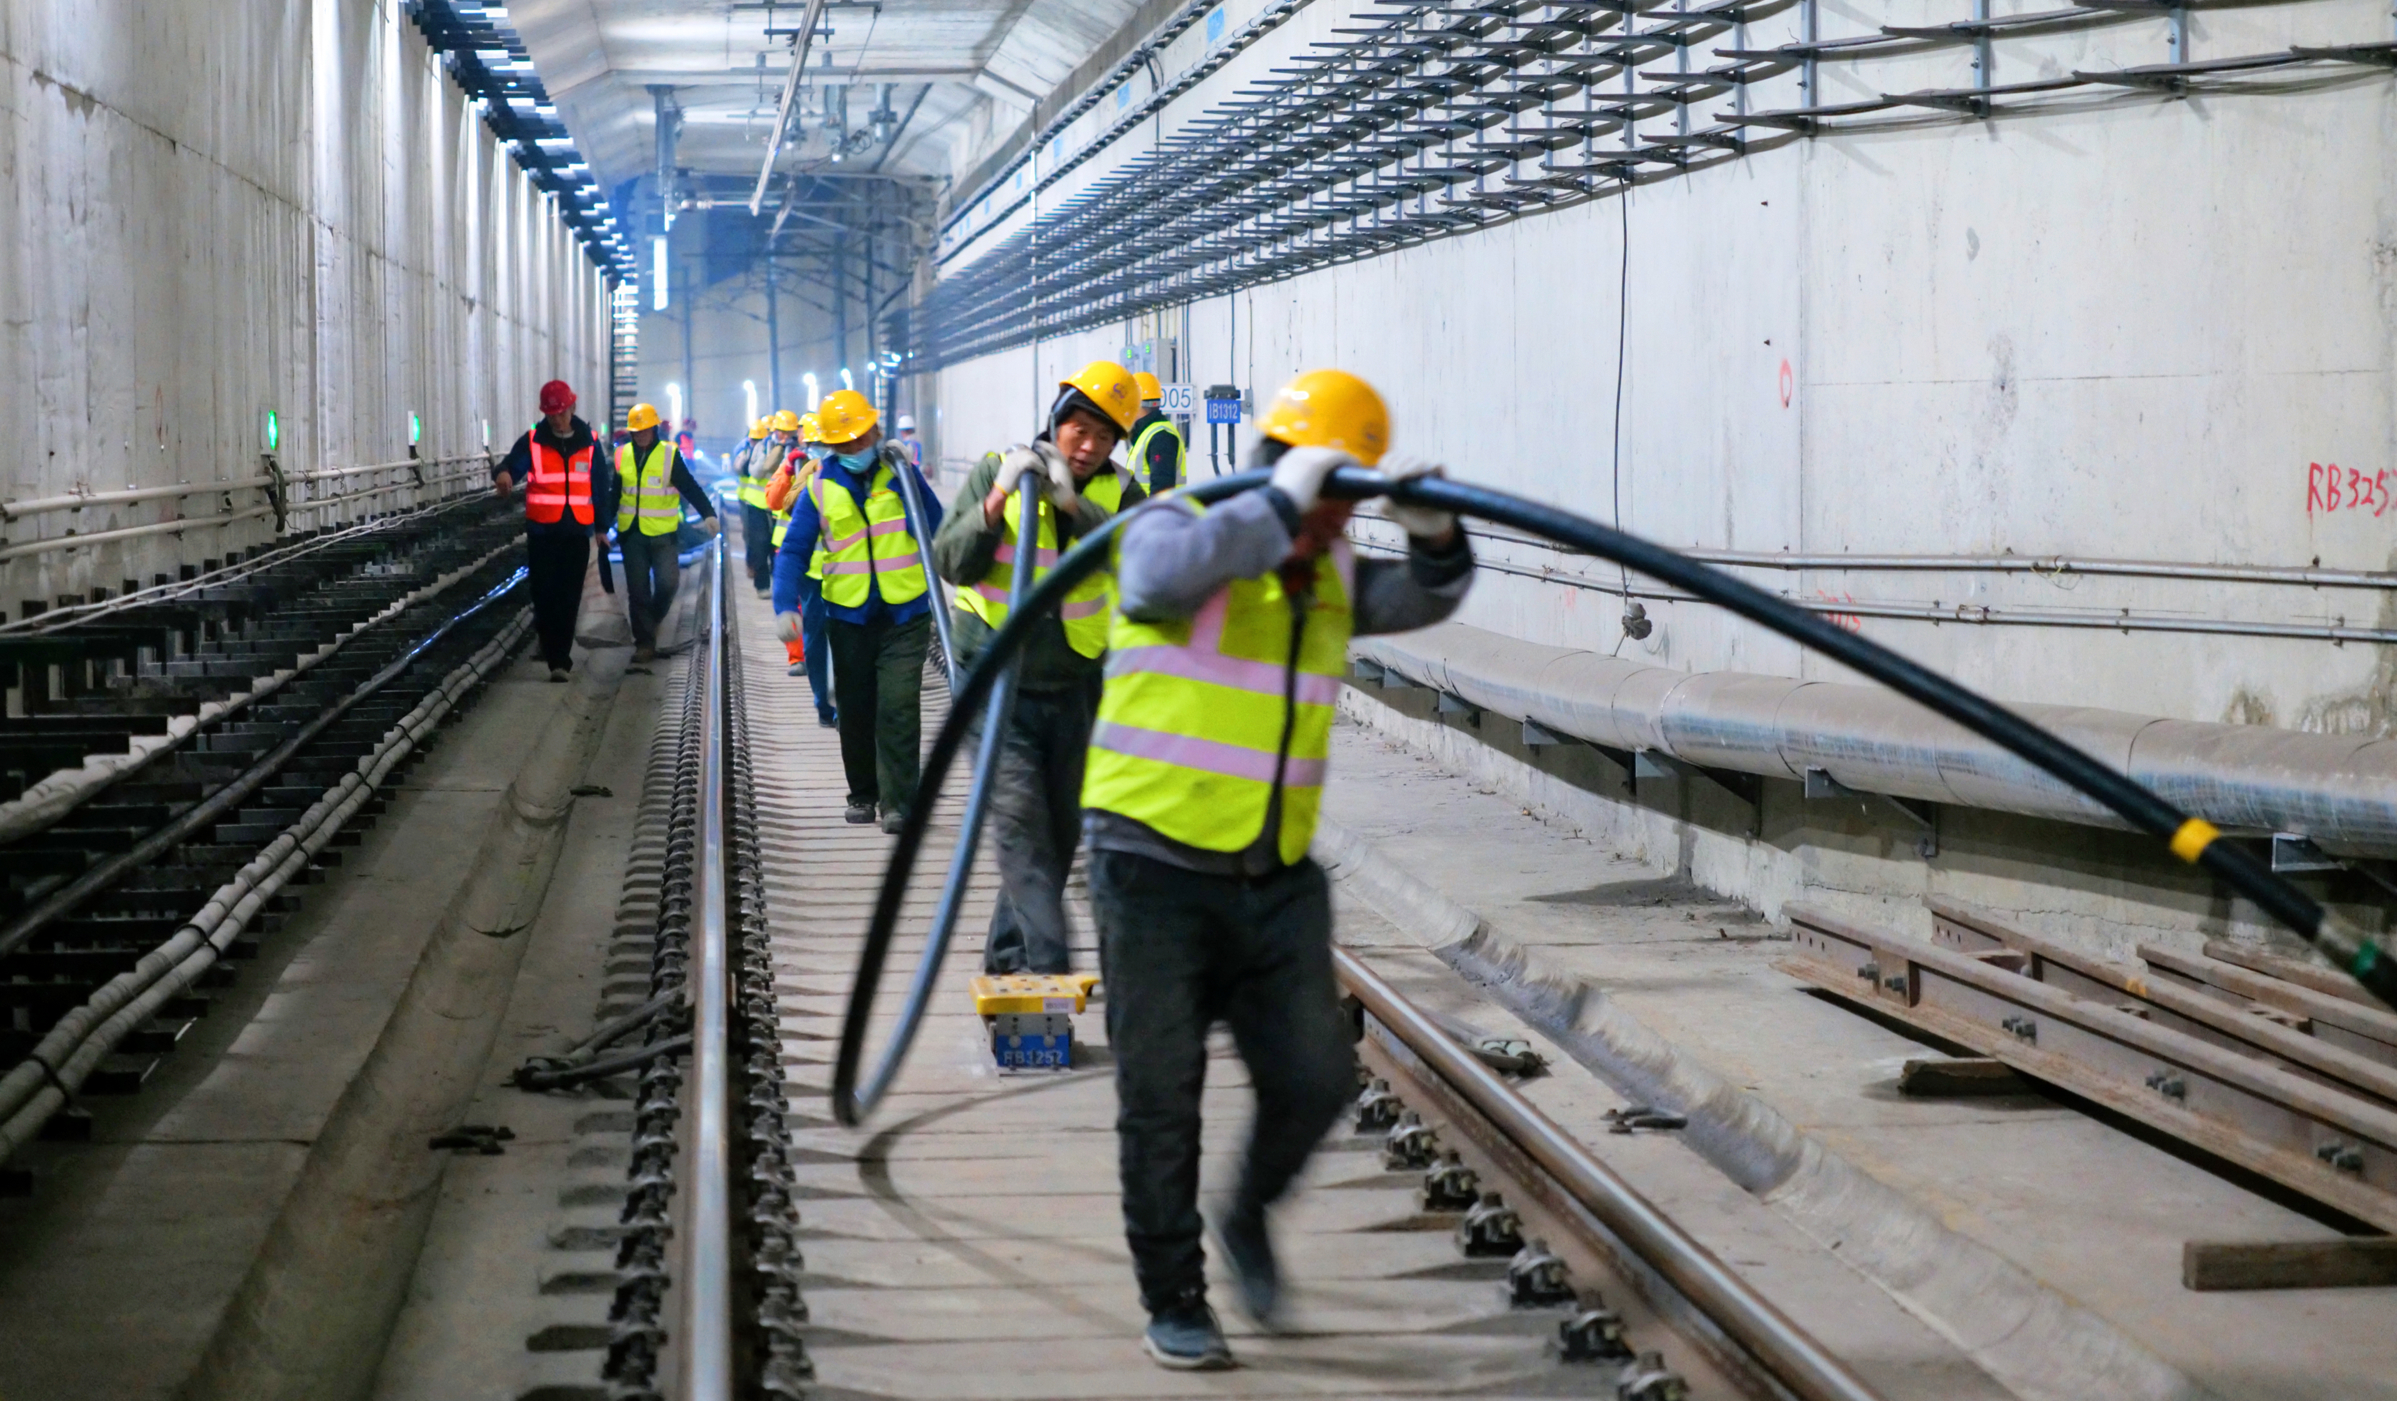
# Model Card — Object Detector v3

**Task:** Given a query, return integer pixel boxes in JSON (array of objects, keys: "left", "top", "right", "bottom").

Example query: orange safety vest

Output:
[{"left": 526, "top": 442, "right": 595, "bottom": 525}]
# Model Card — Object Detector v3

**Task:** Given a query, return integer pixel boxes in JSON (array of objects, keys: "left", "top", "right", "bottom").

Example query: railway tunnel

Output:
[{"left": 0, "top": 1, "right": 2394, "bottom": 1398}]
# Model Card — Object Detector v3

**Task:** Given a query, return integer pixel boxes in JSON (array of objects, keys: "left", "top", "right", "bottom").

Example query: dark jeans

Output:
[
  {"left": 827, "top": 612, "right": 929, "bottom": 814},
  {"left": 1090, "top": 849, "right": 1356, "bottom": 1312},
  {"left": 742, "top": 503, "right": 774, "bottom": 591},
  {"left": 978, "top": 685, "right": 1097, "bottom": 976},
  {"left": 525, "top": 530, "right": 591, "bottom": 670},
  {"left": 798, "top": 578, "right": 833, "bottom": 721},
  {"left": 617, "top": 530, "right": 680, "bottom": 650}
]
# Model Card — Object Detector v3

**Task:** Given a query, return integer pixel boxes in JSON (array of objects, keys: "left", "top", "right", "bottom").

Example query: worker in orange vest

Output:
[{"left": 491, "top": 379, "right": 617, "bottom": 681}]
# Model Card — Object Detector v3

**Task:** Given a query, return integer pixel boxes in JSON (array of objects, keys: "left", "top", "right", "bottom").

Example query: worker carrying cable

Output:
[
  {"left": 735, "top": 417, "right": 774, "bottom": 596},
  {"left": 1080, "top": 368, "right": 1471, "bottom": 1369},
  {"left": 773, "top": 389, "right": 942, "bottom": 831},
  {"left": 492, "top": 379, "right": 619, "bottom": 683},
  {"left": 931, "top": 361, "right": 1149, "bottom": 977},
  {"left": 1127, "top": 372, "right": 1188, "bottom": 494},
  {"left": 613, "top": 401, "right": 719, "bottom": 664},
  {"left": 765, "top": 413, "right": 837, "bottom": 720}
]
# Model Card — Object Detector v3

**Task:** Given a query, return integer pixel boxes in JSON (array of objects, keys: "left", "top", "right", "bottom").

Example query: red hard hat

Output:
[{"left": 539, "top": 380, "right": 576, "bottom": 414}]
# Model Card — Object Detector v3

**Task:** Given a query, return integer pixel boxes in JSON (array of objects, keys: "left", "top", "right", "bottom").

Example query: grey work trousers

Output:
[
  {"left": 827, "top": 612, "right": 929, "bottom": 815},
  {"left": 976, "top": 684, "right": 1097, "bottom": 976},
  {"left": 617, "top": 530, "right": 681, "bottom": 650},
  {"left": 1090, "top": 848, "right": 1357, "bottom": 1312}
]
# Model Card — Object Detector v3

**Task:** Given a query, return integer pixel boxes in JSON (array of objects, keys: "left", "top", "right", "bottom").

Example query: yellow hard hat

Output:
[
  {"left": 626, "top": 402, "right": 662, "bottom": 432},
  {"left": 815, "top": 389, "right": 880, "bottom": 445},
  {"left": 798, "top": 412, "right": 822, "bottom": 443},
  {"left": 1058, "top": 360, "right": 1141, "bottom": 434},
  {"left": 1259, "top": 369, "right": 1388, "bottom": 466},
  {"left": 749, "top": 418, "right": 769, "bottom": 440},
  {"left": 1134, "top": 371, "right": 1165, "bottom": 403},
  {"left": 770, "top": 408, "right": 800, "bottom": 434}
]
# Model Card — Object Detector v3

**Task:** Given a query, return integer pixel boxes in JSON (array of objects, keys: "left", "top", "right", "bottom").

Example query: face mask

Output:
[{"left": 835, "top": 448, "right": 877, "bottom": 471}]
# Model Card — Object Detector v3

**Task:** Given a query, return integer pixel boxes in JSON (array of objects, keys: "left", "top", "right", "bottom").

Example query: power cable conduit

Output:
[{"left": 835, "top": 468, "right": 2397, "bottom": 1136}]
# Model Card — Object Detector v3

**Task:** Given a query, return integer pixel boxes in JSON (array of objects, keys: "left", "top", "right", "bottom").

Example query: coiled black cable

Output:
[{"left": 832, "top": 469, "right": 2397, "bottom": 1127}]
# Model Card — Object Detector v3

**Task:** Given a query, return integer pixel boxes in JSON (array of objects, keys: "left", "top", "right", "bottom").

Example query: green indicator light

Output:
[
  {"left": 408, "top": 411, "right": 423, "bottom": 447},
  {"left": 261, "top": 409, "right": 280, "bottom": 453}
]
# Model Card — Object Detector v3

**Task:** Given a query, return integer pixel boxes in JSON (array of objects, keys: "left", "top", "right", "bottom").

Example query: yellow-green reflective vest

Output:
[
  {"left": 766, "top": 440, "right": 798, "bottom": 546},
  {"left": 815, "top": 457, "right": 928, "bottom": 608},
  {"left": 736, "top": 441, "right": 769, "bottom": 509},
  {"left": 1082, "top": 501, "right": 1354, "bottom": 865},
  {"left": 953, "top": 470, "right": 1125, "bottom": 658},
  {"left": 616, "top": 442, "right": 680, "bottom": 535},
  {"left": 804, "top": 474, "right": 828, "bottom": 581},
  {"left": 1130, "top": 417, "right": 1186, "bottom": 493}
]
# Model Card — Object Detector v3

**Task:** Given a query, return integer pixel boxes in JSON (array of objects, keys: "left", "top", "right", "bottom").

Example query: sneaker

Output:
[
  {"left": 844, "top": 802, "right": 875, "bottom": 825},
  {"left": 1213, "top": 1201, "right": 1280, "bottom": 1328},
  {"left": 816, "top": 710, "right": 838, "bottom": 729},
  {"left": 1142, "top": 1299, "right": 1232, "bottom": 1371},
  {"left": 754, "top": 586, "right": 771, "bottom": 598},
  {"left": 547, "top": 667, "right": 570, "bottom": 683},
  {"left": 786, "top": 661, "right": 805, "bottom": 677},
  {"left": 879, "top": 807, "right": 907, "bottom": 835},
  {"left": 632, "top": 645, "right": 657, "bottom": 664}
]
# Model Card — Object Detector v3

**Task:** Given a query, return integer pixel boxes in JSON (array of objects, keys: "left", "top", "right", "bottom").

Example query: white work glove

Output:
[
  {"left": 1377, "top": 455, "right": 1456, "bottom": 539},
  {"left": 775, "top": 611, "right": 803, "bottom": 645},
  {"left": 1034, "top": 440, "right": 1080, "bottom": 509},
  {"left": 1265, "top": 445, "right": 1354, "bottom": 513},
  {"left": 993, "top": 446, "right": 1042, "bottom": 495}
]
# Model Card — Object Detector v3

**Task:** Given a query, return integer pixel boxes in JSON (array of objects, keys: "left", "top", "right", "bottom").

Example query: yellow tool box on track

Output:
[{"left": 970, "top": 974, "right": 1102, "bottom": 1069}]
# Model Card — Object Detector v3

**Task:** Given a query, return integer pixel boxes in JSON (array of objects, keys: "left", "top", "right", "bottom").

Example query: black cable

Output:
[{"left": 832, "top": 472, "right": 2397, "bottom": 1126}]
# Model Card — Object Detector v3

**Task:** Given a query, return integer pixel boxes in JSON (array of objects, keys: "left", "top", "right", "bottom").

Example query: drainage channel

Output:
[{"left": 0, "top": 498, "right": 540, "bottom": 1176}]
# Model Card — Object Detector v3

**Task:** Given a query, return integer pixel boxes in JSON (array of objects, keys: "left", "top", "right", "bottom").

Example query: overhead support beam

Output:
[{"left": 749, "top": 0, "right": 829, "bottom": 217}]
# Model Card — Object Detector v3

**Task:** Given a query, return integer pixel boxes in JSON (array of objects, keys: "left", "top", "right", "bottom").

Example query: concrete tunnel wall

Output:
[
  {"left": 924, "top": 0, "right": 2397, "bottom": 944},
  {"left": 0, "top": 0, "right": 611, "bottom": 610},
  {"left": 933, "top": 0, "right": 2397, "bottom": 734}
]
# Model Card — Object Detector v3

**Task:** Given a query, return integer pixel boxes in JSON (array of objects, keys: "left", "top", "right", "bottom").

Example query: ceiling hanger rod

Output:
[{"left": 749, "top": 0, "right": 829, "bottom": 216}]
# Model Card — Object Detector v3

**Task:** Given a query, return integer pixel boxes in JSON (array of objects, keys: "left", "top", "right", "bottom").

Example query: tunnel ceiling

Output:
[{"left": 504, "top": 0, "right": 1144, "bottom": 202}]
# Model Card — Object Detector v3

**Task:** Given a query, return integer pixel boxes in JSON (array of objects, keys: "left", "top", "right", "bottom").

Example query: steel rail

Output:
[
  {"left": 846, "top": 477, "right": 1039, "bottom": 1116},
  {"left": 676, "top": 537, "right": 736, "bottom": 1399},
  {"left": 836, "top": 468, "right": 2396, "bottom": 1131},
  {"left": 0, "top": 494, "right": 496, "bottom": 635},
  {"left": 1335, "top": 945, "right": 1885, "bottom": 1401},
  {"left": 0, "top": 564, "right": 530, "bottom": 961}
]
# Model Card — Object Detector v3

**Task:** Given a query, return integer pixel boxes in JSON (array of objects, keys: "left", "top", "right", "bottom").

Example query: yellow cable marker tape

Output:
[{"left": 2169, "top": 818, "right": 2220, "bottom": 864}]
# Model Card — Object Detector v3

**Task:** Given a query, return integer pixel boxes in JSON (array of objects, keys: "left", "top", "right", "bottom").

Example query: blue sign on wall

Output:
[{"left": 1205, "top": 396, "right": 1242, "bottom": 425}]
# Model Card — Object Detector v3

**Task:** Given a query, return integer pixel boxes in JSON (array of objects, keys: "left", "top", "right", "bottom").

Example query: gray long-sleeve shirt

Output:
[{"left": 1089, "top": 485, "right": 1474, "bottom": 875}]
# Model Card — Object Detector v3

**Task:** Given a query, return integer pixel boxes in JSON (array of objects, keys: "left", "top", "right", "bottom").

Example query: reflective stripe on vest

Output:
[
  {"left": 815, "top": 458, "right": 927, "bottom": 607},
  {"left": 1081, "top": 502, "right": 1354, "bottom": 865},
  {"left": 735, "top": 443, "right": 769, "bottom": 508},
  {"left": 615, "top": 442, "right": 681, "bottom": 535},
  {"left": 952, "top": 469, "right": 1125, "bottom": 658},
  {"left": 1130, "top": 418, "right": 1187, "bottom": 493},
  {"left": 525, "top": 442, "right": 595, "bottom": 525}
]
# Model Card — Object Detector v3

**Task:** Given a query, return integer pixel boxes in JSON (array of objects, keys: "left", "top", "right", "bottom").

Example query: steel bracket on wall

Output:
[
  {"left": 1636, "top": 750, "right": 1763, "bottom": 835},
  {"left": 1435, "top": 691, "right": 1483, "bottom": 726},
  {"left": 1803, "top": 766, "right": 1937, "bottom": 857}
]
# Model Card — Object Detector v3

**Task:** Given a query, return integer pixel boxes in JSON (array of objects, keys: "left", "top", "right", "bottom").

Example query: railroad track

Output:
[
  {"left": 0, "top": 495, "right": 539, "bottom": 1172},
  {"left": 593, "top": 548, "right": 1885, "bottom": 1401}
]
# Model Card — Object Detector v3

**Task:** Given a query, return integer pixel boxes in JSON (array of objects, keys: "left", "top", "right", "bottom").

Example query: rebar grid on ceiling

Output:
[{"left": 900, "top": 0, "right": 2397, "bottom": 370}]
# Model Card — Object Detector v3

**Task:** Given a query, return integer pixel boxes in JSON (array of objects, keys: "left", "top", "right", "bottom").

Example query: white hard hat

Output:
[{"left": 896, "top": 415, "right": 917, "bottom": 431}]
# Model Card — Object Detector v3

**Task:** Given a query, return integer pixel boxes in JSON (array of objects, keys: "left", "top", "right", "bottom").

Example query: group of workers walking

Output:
[{"left": 496, "top": 359, "right": 1472, "bottom": 1374}]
